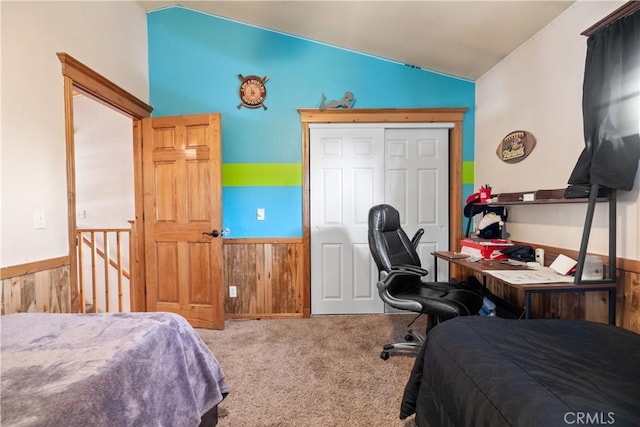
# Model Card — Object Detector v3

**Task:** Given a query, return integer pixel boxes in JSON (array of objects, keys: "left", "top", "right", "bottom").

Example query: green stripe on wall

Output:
[
  {"left": 462, "top": 161, "right": 474, "bottom": 184},
  {"left": 223, "top": 163, "right": 302, "bottom": 186}
]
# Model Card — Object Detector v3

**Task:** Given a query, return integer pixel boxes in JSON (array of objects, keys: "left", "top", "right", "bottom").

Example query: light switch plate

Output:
[
  {"left": 257, "top": 208, "right": 265, "bottom": 220},
  {"left": 34, "top": 209, "right": 46, "bottom": 229}
]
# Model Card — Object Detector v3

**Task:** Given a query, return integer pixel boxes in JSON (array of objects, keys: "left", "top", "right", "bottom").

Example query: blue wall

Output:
[{"left": 147, "top": 6, "right": 476, "bottom": 238}]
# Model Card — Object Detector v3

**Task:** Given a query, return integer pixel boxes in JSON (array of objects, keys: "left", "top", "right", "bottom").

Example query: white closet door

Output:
[
  {"left": 310, "top": 124, "right": 450, "bottom": 315},
  {"left": 384, "top": 127, "right": 450, "bottom": 287},
  {"left": 310, "top": 127, "right": 385, "bottom": 314}
]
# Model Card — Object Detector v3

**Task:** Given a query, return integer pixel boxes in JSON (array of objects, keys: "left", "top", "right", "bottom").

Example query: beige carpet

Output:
[{"left": 197, "top": 314, "right": 425, "bottom": 427}]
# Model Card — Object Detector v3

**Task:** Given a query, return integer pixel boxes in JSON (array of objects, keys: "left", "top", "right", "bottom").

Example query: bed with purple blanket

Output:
[
  {"left": 1, "top": 312, "right": 229, "bottom": 427},
  {"left": 400, "top": 317, "right": 640, "bottom": 427}
]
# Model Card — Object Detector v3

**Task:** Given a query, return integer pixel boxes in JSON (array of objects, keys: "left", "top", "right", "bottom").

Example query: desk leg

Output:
[
  {"left": 433, "top": 255, "right": 438, "bottom": 282},
  {"left": 524, "top": 291, "right": 531, "bottom": 319},
  {"left": 608, "top": 289, "right": 616, "bottom": 325}
]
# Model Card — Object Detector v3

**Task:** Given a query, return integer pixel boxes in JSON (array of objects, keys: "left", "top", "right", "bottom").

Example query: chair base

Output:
[
  {"left": 380, "top": 340, "right": 423, "bottom": 360},
  {"left": 380, "top": 314, "right": 434, "bottom": 360}
]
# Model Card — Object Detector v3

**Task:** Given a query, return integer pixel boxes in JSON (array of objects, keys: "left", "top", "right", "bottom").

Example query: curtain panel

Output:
[{"left": 568, "top": 11, "right": 640, "bottom": 191}]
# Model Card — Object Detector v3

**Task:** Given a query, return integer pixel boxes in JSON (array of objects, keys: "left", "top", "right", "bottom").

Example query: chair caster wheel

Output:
[
  {"left": 405, "top": 334, "right": 414, "bottom": 341},
  {"left": 380, "top": 351, "right": 390, "bottom": 360}
]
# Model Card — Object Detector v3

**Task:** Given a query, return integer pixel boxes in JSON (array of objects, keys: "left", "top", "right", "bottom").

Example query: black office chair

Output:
[{"left": 368, "top": 204, "right": 483, "bottom": 360}]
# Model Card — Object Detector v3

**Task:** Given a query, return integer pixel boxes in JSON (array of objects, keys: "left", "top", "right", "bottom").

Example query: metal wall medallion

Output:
[{"left": 496, "top": 130, "right": 536, "bottom": 163}]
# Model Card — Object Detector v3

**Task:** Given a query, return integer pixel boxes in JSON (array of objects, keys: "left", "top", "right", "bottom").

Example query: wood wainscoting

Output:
[
  {"left": 223, "top": 238, "right": 305, "bottom": 319},
  {"left": 1, "top": 257, "right": 72, "bottom": 315},
  {"left": 453, "top": 242, "right": 640, "bottom": 334}
]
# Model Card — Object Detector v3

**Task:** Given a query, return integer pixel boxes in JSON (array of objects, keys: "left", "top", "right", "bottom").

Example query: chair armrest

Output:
[
  {"left": 410, "top": 228, "right": 424, "bottom": 249},
  {"left": 384, "top": 264, "right": 429, "bottom": 279},
  {"left": 389, "top": 264, "right": 428, "bottom": 276},
  {"left": 376, "top": 269, "right": 424, "bottom": 312}
]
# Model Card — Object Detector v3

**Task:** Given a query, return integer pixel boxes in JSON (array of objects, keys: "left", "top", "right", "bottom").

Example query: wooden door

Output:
[{"left": 142, "top": 113, "right": 224, "bottom": 329}]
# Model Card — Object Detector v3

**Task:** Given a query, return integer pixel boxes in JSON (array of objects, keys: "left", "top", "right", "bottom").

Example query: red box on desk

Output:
[{"left": 460, "top": 238, "right": 512, "bottom": 260}]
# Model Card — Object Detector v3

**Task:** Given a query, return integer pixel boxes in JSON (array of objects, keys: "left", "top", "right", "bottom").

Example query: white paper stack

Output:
[{"left": 549, "top": 254, "right": 577, "bottom": 276}]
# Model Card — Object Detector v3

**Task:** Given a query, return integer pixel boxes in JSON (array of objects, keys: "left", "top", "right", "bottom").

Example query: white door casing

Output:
[{"left": 310, "top": 124, "right": 451, "bottom": 315}]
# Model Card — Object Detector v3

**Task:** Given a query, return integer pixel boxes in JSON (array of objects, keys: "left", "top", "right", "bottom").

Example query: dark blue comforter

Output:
[{"left": 401, "top": 317, "right": 640, "bottom": 426}]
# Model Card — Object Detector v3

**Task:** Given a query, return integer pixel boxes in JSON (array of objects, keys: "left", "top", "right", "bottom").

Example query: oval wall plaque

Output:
[{"left": 496, "top": 130, "right": 536, "bottom": 163}]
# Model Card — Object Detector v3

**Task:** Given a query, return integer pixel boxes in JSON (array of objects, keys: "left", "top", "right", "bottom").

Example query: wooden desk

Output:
[{"left": 432, "top": 251, "right": 617, "bottom": 325}]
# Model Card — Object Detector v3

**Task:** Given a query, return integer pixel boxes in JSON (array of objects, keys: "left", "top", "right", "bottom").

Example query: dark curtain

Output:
[{"left": 568, "top": 11, "right": 640, "bottom": 191}]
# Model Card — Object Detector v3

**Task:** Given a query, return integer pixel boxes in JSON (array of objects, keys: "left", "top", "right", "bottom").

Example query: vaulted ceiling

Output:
[{"left": 141, "top": 1, "right": 575, "bottom": 80}]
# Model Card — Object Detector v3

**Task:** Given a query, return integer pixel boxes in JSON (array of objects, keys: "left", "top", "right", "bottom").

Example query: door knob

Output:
[{"left": 202, "top": 230, "right": 220, "bottom": 238}]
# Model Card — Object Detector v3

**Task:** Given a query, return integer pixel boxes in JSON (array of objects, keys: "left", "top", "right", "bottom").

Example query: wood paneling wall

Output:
[
  {"left": 222, "top": 237, "right": 639, "bottom": 331},
  {"left": 0, "top": 239, "right": 305, "bottom": 319},
  {"left": 1, "top": 258, "right": 72, "bottom": 314},
  {"left": 9, "top": 242, "right": 635, "bottom": 331},
  {"left": 453, "top": 242, "right": 640, "bottom": 334},
  {"left": 223, "top": 239, "right": 304, "bottom": 318}
]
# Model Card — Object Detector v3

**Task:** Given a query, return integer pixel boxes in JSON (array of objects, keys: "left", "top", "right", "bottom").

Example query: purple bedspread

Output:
[{"left": 1, "top": 312, "right": 229, "bottom": 427}]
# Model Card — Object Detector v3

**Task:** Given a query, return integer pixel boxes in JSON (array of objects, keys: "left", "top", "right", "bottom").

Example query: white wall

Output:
[
  {"left": 1, "top": 1, "right": 149, "bottom": 267},
  {"left": 74, "top": 95, "right": 134, "bottom": 230},
  {"left": 475, "top": 0, "right": 639, "bottom": 260}
]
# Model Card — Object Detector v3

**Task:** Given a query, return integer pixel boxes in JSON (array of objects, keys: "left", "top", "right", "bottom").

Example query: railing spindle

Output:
[
  {"left": 91, "top": 232, "right": 98, "bottom": 313},
  {"left": 128, "top": 220, "right": 136, "bottom": 312},
  {"left": 78, "top": 231, "right": 86, "bottom": 313},
  {"left": 116, "top": 231, "right": 124, "bottom": 312},
  {"left": 103, "top": 231, "right": 110, "bottom": 313}
]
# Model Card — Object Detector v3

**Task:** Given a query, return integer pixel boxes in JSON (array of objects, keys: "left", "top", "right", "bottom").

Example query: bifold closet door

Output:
[
  {"left": 384, "top": 127, "right": 450, "bottom": 300},
  {"left": 310, "top": 125, "right": 450, "bottom": 315},
  {"left": 310, "top": 126, "right": 386, "bottom": 315}
]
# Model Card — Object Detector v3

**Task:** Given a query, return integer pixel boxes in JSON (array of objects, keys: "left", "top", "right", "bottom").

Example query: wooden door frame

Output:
[
  {"left": 58, "top": 52, "right": 153, "bottom": 312},
  {"left": 298, "top": 108, "right": 467, "bottom": 317}
]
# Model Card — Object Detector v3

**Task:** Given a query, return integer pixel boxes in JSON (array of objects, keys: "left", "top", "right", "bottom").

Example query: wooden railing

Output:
[{"left": 76, "top": 222, "right": 135, "bottom": 313}]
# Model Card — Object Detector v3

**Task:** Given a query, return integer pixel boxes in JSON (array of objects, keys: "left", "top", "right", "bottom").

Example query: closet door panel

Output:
[
  {"left": 385, "top": 128, "right": 449, "bottom": 283},
  {"left": 310, "top": 127, "right": 385, "bottom": 315}
]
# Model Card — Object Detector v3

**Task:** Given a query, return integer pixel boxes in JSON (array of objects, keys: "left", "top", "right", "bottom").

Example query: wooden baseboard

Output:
[
  {"left": 1, "top": 256, "right": 70, "bottom": 280},
  {"left": 225, "top": 313, "right": 305, "bottom": 320},
  {"left": 224, "top": 237, "right": 304, "bottom": 244}
]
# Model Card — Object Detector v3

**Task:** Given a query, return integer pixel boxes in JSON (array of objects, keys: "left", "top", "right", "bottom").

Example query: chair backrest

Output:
[{"left": 368, "top": 204, "right": 422, "bottom": 274}]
